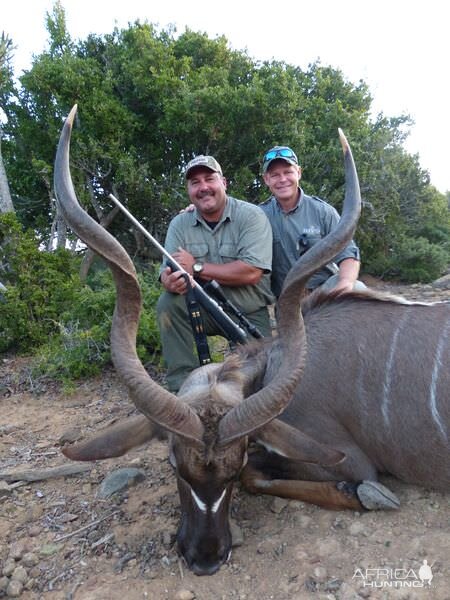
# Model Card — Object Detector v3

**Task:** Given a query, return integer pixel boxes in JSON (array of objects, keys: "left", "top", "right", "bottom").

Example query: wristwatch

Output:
[{"left": 192, "top": 261, "right": 204, "bottom": 275}]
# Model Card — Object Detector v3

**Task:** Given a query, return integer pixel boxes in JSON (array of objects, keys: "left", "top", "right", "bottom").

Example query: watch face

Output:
[{"left": 193, "top": 262, "right": 203, "bottom": 274}]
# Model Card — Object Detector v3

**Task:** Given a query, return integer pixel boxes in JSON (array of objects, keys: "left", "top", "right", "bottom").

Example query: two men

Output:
[
  {"left": 158, "top": 147, "right": 363, "bottom": 392},
  {"left": 157, "top": 155, "right": 274, "bottom": 392}
]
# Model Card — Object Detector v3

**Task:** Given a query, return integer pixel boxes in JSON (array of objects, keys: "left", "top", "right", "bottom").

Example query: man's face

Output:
[
  {"left": 187, "top": 168, "right": 228, "bottom": 220},
  {"left": 263, "top": 160, "right": 301, "bottom": 204}
]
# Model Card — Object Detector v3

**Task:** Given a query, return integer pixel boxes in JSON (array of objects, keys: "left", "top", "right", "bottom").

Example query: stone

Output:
[
  {"left": 0, "top": 576, "right": 8, "bottom": 593},
  {"left": 230, "top": 519, "right": 244, "bottom": 547},
  {"left": 313, "top": 566, "right": 328, "bottom": 582},
  {"left": 9, "top": 540, "right": 26, "bottom": 560},
  {"left": 348, "top": 521, "right": 367, "bottom": 536},
  {"left": 6, "top": 578, "right": 24, "bottom": 597},
  {"left": 98, "top": 468, "right": 146, "bottom": 498},
  {"left": 2, "top": 559, "right": 16, "bottom": 577},
  {"left": 173, "top": 590, "right": 195, "bottom": 600},
  {"left": 58, "top": 427, "right": 83, "bottom": 445},
  {"left": 432, "top": 273, "right": 450, "bottom": 290},
  {"left": 11, "top": 565, "right": 28, "bottom": 584},
  {"left": 21, "top": 553, "right": 39, "bottom": 568},
  {"left": 270, "top": 497, "right": 289, "bottom": 514},
  {"left": 0, "top": 481, "right": 13, "bottom": 499}
]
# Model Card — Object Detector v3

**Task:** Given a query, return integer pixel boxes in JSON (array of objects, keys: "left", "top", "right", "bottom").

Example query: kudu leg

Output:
[{"left": 240, "top": 463, "right": 363, "bottom": 510}]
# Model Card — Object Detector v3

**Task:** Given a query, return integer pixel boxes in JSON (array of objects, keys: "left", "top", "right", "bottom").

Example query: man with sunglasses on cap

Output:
[
  {"left": 260, "top": 146, "right": 363, "bottom": 297},
  {"left": 157, "top": 155, "right": 274, "bottom": 392}
]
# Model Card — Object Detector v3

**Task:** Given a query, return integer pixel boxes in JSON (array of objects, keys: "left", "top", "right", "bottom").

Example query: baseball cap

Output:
[
  {"left": 262, "top": 146, "right": 299, "bottom": 173},
  {"left": 185, "top": 155, "right": 223, "bottom": 179}
]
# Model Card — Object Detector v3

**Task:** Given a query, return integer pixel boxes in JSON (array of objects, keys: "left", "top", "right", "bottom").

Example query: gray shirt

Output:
[
  {"left": 162, "top": 195, "right": 275, "bottom": 313},
  {"left": 260, "top": 189, "right": 361, "bottom": 296}
]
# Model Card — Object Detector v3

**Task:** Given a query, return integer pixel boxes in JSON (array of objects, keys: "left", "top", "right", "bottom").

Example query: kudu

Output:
[{"left": 55, "top": 106, "right": 449, "bottom": 576}]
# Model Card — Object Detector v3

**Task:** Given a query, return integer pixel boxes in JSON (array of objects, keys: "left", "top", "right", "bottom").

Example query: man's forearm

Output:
[
  {"left": 337, "top": 258, "right": 360, "bottom": 285},
  {"left": 198, "top": 260, "right": 264, "bottom": 286}
]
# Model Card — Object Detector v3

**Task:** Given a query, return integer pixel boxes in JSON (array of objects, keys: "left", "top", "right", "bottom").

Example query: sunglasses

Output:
[{"left": 263, "top": 147, "right": 298, "bottom": 163}]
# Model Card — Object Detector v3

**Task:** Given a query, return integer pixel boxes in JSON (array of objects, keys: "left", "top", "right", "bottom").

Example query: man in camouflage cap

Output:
[{"left": 157, "top": 155, "right": 274, "bottom": 392}]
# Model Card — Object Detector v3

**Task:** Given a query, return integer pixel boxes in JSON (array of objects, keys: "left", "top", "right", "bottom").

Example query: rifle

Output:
[{"left": 108, "top": 194, "right": 249, "bottom": 346}]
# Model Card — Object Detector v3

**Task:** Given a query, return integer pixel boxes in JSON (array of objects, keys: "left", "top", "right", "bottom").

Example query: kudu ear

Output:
[
  {"left": 61, "top": 415, "right": 164, "bottom": 461},
  {"left": 254, "top": 419, "right": 345, "bottom": 466}
]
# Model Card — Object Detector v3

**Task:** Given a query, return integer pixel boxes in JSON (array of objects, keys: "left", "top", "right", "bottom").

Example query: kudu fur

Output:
[{"left": 55, "top": 106, "right": 449, "bottom": 575}]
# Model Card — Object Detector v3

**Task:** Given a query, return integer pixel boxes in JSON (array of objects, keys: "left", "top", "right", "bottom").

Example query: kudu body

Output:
[{"left": 55, "top": 106, "right": 449, "bottom": 576}]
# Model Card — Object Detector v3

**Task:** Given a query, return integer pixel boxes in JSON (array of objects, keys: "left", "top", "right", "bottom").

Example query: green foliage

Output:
[
  {"left": 0, "top": 213, "right": 82, "bottom": 352},
  {"left": 368, "top": 236, "right": 448, "bottom": 283},
  {"left": 1, "top": 11, "right": 448, "bottom": 292},
  {"left": 32, "top": 268, "right": 162, "bottom": 384},
  {"left": 0, "top": 212, "right": 163, "bottom": 383}
]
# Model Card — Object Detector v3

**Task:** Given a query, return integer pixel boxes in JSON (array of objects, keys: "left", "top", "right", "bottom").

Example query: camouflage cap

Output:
[{"left": 185, "top": 155, "right": 223, "bottom": 179}]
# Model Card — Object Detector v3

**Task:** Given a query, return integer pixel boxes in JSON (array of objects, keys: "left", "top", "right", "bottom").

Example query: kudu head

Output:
[{"left": 54, "top": 105, "right": 361, "bottom": 575}]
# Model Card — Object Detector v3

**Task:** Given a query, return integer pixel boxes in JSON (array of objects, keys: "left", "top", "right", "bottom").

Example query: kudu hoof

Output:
[{"left": 356, "top": 480, "right": 400, "bottom": 510}]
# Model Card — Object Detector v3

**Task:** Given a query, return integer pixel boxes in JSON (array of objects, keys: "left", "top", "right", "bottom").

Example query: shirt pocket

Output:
[
  {"left": 219, "top": 242, "right": 237, "bottom": 263},
  {"left": 185, "top": 243, "right": 209, "bottom": 260}
]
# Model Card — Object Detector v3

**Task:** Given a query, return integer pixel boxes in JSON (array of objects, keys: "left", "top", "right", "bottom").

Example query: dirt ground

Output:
[{"left": 1, "top": 282, "right": 449, "bottom": 600}]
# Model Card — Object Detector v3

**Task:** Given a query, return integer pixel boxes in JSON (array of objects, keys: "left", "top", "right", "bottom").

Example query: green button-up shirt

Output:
[{"left": 162, "top": 196, "right": 274, "bottom": 313}]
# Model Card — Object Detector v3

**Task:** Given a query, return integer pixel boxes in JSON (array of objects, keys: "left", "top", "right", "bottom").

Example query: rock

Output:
[
  {"left": 313, "top": 566, "right": 328, "bottom": 582},
  {"left": 0, "top": 576, "right": 9, "bottom": 593},
  {"left": 58, "top": 426, "right": 83, "bottom": 445},
  {"left": 59, "top": 512, "right": 78, "bottom": 523},
  {"left": 0, "top": 480, "right": 13, "bottom": 499},
  {"left": 348, "top": 521, "right": 367, "bottom": 536},
  {"left": 432, "top": 274, "right": 450, "bottom": 290},
  {"left": 230, "top": 519, "right": 244, "bottom": 547},
  {"left": 315, "top": 539, "right": 341, "bottom": 557},
  {"left": 21, "top": 553, "right": 39, "bottom": 568},
  {"left": 270, "top": 497, "right": 289, "bottom": 514},
  {"left": 9, "top": 540, "right": 26, "bottom": 560},
  {"left": 6, "top": 578, "right": 24, "bottom": 597},
  {"left": 2, "top": 559, "right": 16, "bottom": 577},
  {"left": 27, "top": 525, "right": 41, "bottom": 537},
  {"left": 11, "top": 565, "right": 28, "bottom": 584},
  {"left": 173, "top": 590, "right": 195, "bottom": 600},
  {"left": 98, "top": 468, "right": 146, "bottom": 498}
]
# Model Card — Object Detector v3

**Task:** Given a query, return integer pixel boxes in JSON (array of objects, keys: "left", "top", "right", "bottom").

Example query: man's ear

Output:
[
  {"left": 221, "top": 176, "right": 228, "bottom": 190},
  {"left": 298, "top": 166, "right": 302, "bottom": 181}
]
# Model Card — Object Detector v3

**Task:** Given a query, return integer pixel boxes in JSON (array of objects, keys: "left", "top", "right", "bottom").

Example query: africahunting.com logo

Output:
[{"left": 352, "top": 560, "right": 434, "bottom": 589}]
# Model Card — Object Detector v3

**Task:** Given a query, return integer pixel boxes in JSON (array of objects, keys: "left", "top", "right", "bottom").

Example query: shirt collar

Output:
[
  {"left": 193, "top": 196, "right": 232, "bottom": 226},
  {"left": 273, "top": 187, "right": 303, "bottom": 214}
]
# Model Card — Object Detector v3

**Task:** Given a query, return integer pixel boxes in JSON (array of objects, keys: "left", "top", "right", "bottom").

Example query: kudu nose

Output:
[{"left": 188, "top": 544, "right": 231, "bottom": 576}]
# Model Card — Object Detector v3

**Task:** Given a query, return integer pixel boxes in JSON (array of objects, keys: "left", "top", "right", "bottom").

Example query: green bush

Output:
[
  {"left": 32, "top": 268, "right": 163, "bottom": 383},
  {"left": 1, "top": 214, "right": 163, "bottom": 382},
  {"left": 372, "top": 236, "right": 449, "bottom": 283},
  {"left": 0, "top": 214, "right": 82, "bottom": 353}
]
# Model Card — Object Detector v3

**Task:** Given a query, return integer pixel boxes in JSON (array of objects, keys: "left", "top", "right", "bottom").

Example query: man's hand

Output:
[
  {"left": 172, "top": 247, "right": 196, "bottom": 274},
  {"left": 160, "top": 267, "right": 190, "bottom": 295},
  {"left": 332, "top": 278, "right": 355, "bottom": 294},
  {"left": 179, "top": 204, "right": 195, "bottom": 214},
  {"left": 334, "top": 258, "right": 360, "bottom": 294}
]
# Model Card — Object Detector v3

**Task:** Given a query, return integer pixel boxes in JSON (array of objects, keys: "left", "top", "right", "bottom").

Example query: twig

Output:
[
  {"left": 54, "top": 510, "right": 120, "bottom": 542},
  {"left": 0, "top": 463, "right": 92, "bottom": 483},
  {"left": 178, "top": 558, "right": 185, "bottom": 579}
]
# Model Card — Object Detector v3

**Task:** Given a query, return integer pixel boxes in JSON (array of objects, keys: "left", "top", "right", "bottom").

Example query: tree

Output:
[
  {"left": 0, "top": 32, "right": 15, "bottom": 213},
  {"left": 1, "top": 16, "right": 448, "bottom": 280}
]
